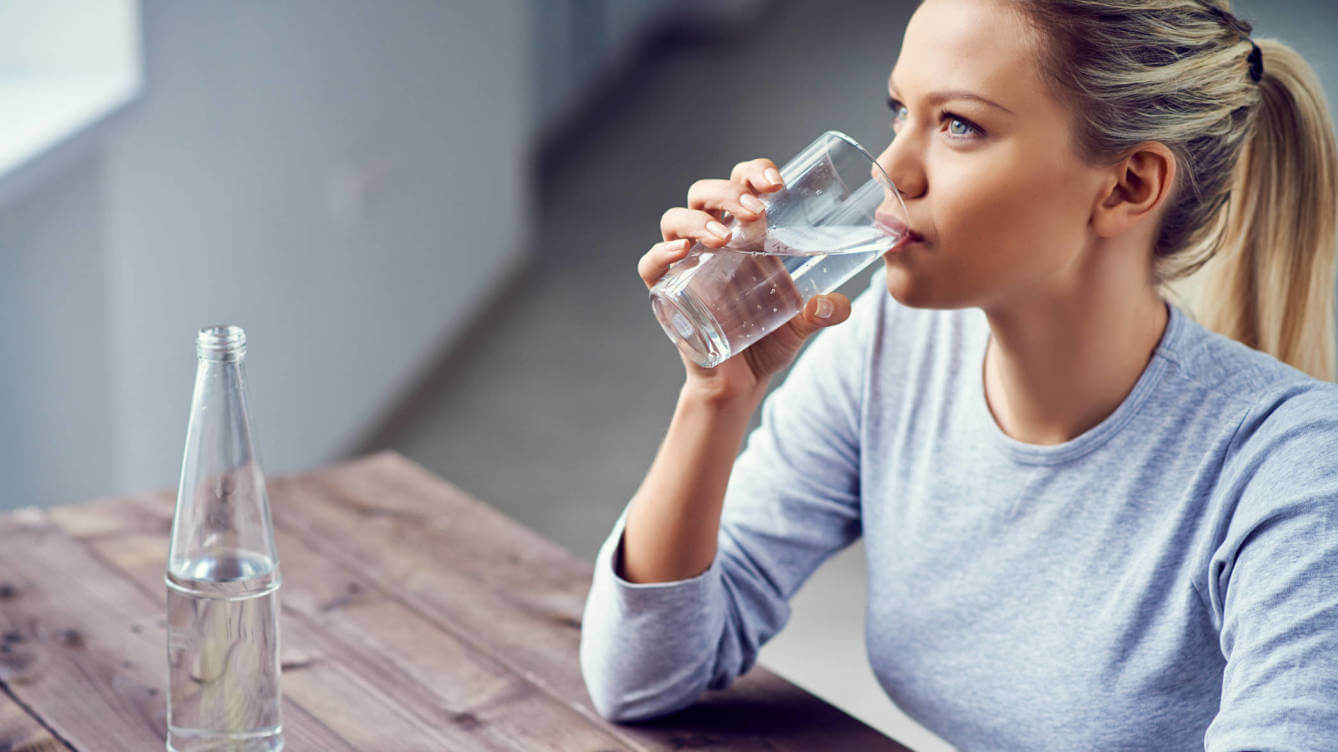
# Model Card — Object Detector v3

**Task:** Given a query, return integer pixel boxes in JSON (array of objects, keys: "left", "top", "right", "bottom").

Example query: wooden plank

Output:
[
  {"left": 283, "top": 453, "right": 907, "bottom": 751},
  {"left": 53, "top": 489, "right": 637, "bottom": 751},
  {"left": 0, "top": 688, "right": 67, "bottom": 752},
  {"left": 0, "top": 508, "right": 355, "bottom": 752},
  {"left": 39, "top": 453, "right": 907, "bottom": 750}
]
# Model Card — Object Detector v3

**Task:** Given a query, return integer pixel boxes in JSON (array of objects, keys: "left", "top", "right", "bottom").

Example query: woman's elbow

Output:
[
  {"left": 585, "top": 681, "right": 697, "bottom": 724},
  {"left": 580, "top": 640, "right": 704, "bottom": 723}
]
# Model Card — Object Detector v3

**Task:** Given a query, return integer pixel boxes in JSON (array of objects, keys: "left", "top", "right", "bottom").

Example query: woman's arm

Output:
[
  {"left": 620, "top": 383, "right": 767, "bottom": 584},
  {"left": 1204, "top": 386, "right": 1338, "bottom": 751},
  {"left": 580, "top": 272, "right": 883, "bottom": 722}
]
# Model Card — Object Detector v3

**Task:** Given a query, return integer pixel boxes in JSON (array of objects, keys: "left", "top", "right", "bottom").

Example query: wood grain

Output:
[
  {"left": 66, "top": 490, "right": 632, "bottom": 752},
  {"left": 0, "top": 508, "right": 351, "bottom": 750},
  {"left": 1, "top": 452, "right": 909, "bottom": 751},
  {"left": 0, "top": 688, "right": 67, "bottom": 752},
  {"left": 282, "top": 453, "right": 907, "bottom": 751}
]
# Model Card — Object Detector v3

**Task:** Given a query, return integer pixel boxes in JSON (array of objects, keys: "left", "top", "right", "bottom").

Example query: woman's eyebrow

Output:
[{"left": 888, "top": 81, "right": 1015, "bottom": 116}]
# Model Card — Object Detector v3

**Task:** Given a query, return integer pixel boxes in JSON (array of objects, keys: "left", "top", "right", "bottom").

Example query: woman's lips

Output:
[{"left": 875, "top": 211, "right": 923, "bottom": 251}]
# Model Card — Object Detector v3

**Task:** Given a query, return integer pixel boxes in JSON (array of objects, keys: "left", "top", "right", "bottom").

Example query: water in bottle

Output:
[{"left": 167, "top": 325, "right": 283, "bottom": 752}]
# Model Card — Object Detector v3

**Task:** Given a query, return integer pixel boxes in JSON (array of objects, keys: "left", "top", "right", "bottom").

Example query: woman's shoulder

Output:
[
  {"left": 1158, "top": 301, "right": 1338, "bottom": 414},
  {"left": 1160, "top": 305, "right": 1338, "bottom": 496}
]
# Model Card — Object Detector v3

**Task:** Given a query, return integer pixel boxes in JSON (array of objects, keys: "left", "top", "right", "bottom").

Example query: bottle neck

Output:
[
  {"left": 171, "top": 326, "right": 276, "bottom": 579},
  {"left": 197, "top": 325, "right": 246, "bottom": 362}
]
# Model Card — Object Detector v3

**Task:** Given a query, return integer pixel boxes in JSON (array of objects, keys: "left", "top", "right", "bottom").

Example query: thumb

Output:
[
  {"left": 744, "top": 293, "right": 853, "bottom": 376},
  {"left": 785, "top": 293, "right": 852, "bottom": 342}
]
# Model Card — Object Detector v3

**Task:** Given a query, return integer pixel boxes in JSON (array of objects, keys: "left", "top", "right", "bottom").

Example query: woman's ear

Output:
[{"left": 1092, "top": 141, "right": 1177, "bottom": 239}]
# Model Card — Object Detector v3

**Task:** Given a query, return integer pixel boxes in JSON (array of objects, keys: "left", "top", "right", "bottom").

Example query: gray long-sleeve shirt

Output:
[{"left": 580, "top": 271, "right": 1338, "bottom": 751}]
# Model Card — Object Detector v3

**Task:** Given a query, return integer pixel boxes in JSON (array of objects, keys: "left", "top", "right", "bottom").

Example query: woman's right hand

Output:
[{"left": 639, "top": 158, "right": 853, "bottom": 403}]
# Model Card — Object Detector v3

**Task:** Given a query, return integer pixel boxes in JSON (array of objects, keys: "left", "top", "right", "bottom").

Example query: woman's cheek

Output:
[{"left": 939, "top": 172, "right": 1017, "bottom": 250}]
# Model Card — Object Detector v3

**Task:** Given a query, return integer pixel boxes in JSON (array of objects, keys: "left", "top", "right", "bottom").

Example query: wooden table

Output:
[{"left": 0, "top": 452, "right": 907, "bottom": 751}]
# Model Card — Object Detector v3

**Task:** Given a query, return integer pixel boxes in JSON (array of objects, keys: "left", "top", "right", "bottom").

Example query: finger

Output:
[
  {"left": 637, "top": 239, "right": 692, "bottom": 288},
  {"left": 660, "top": 207, "right": 734, "bottom": 247},
  {"left": 786, "top": 293, "right": 852, "bottom": 340},
  {"left": 730, "top": 158, "right": 784, "bottom": 193},
  {"left": 686, "top": 178, "right": 768, "bottom": 221}
]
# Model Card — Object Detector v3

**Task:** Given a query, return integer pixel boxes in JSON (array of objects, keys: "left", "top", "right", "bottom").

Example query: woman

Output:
[{"left": 580, "top": 0, "right": 1338, "bottom": 748}]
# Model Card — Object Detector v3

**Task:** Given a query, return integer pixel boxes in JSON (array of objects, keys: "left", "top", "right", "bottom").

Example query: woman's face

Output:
[{"left": 874, "top": 0, "right": 1111, "bottom": 310}]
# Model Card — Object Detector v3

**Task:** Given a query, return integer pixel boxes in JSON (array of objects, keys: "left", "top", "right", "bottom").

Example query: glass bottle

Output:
[{"left": 166, "top": 325, "right": 283, "bottom": 752}]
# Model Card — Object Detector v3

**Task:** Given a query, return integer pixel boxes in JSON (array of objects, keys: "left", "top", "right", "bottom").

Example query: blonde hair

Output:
[{"left": 1015, "top": 0, "right": 1338, "bottom": 380}]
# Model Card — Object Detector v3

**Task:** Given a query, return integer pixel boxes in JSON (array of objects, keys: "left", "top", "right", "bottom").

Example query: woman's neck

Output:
[{"left": 979, "top": 253, "right": 1169, "bottom": 446}]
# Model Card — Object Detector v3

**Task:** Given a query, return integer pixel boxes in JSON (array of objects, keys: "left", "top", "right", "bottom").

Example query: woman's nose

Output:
[{"left": 873, "top": 137, "right": 925, "bottom": 201}]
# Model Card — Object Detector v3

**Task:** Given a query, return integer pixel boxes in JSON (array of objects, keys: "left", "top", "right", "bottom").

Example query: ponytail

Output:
[{"left": 1178, "top": 40, "right": 1337, "bottom": 381}]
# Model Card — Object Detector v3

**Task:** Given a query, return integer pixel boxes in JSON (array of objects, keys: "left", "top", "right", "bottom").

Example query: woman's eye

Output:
[
  {"left": 886, "top": 97, "right": 908, "bottom": 130},
  {"left": 947, "top": 117, "right": 977, "bottom": 137},
  {"left": 886, "top": 97, "right": 983, "bottom": 140}
]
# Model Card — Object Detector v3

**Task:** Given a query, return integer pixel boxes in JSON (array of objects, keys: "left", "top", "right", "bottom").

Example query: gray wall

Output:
[
  {"left": 530, "top": 0, "right": 766, "bottom": 139},
  {"left": 3, "top": 1, "right": 532, "bottom": 508},
  {"left": 102, "top": 1, "right": 533, "bottom": 498},
  {"left": 0, "top": 157, "right": 117, "bottom": 509}
]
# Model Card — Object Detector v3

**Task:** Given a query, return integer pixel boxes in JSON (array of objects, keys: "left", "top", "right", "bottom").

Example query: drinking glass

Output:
[{"left": 649, "top": 130, "right": 909, "bottom": 367}]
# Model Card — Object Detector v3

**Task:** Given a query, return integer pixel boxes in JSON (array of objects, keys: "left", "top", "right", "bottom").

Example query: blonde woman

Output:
[{"left": 580, "top": 0, "right": 1338, "bottom": 748}]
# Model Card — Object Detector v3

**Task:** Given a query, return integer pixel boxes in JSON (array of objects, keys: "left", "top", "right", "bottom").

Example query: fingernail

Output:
[
  {"left": 765, "top": 168, "right": 783, "bottom": 186},
  {"left": 814, "top": 297, "right": 834, "bottom": 320},
  {"left": 669, "top": 238, "right": 690, "bottom": 252},
  {"left": 707, "top": 221, "right": 731, "bottom": 240},
  {"left": 739, "top": 194, "right": 766, "bottom": 213}
]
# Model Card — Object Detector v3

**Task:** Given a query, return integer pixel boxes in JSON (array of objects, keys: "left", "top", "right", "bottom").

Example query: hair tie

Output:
[
  {"left": 1247, "top": 41, "right": 1264, "bottom": 83},
  {"left": 1198, "top": 1, "right": 1263, "bottom": 84}
]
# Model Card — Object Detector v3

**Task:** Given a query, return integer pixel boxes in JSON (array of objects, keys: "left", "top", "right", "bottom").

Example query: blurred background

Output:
[{"left": 3, "top": 1, "right": 1335, "bottom": 748}]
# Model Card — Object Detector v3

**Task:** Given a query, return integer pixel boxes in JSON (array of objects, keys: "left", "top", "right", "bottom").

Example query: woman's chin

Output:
[
  {"left": 882, "top": 261, "right": 965, "bottom": 310},
  {"left": 882, "top": 259, "right": 930, "bottom": 308}
]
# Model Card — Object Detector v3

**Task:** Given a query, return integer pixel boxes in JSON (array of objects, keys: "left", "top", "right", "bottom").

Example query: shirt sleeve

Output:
[
  {"left": 579, "top": 275, "right": 885, "bottom": 722},
  {"left": 1203, "top": 386, "right": 1338, "bottom": 752}
]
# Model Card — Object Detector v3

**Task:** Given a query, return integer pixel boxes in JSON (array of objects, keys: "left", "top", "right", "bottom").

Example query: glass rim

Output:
[
  {"left": 821, "top": 129, "right": 895, "bottom": 192},
  {"left": 819, "top": 129, "right": 907, "bottom": 225}
]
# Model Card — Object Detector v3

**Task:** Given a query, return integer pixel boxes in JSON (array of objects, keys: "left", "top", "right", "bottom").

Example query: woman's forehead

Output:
[{"left": 892, "top": 0, "right": 1040, "bottom": 100}]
